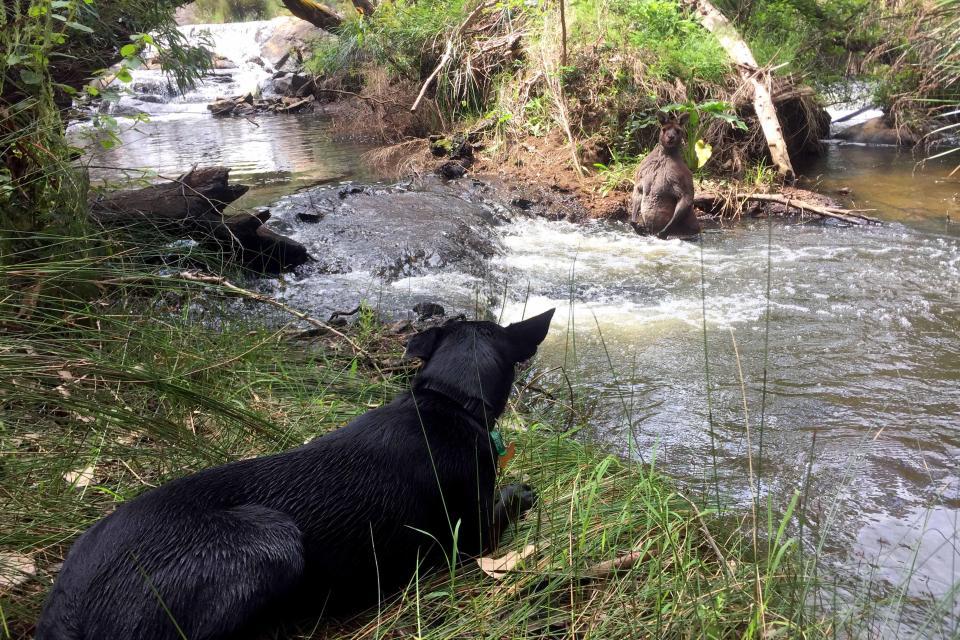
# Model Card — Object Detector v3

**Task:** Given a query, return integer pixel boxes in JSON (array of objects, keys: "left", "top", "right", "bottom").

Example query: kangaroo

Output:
[{"left": 629, "top": 112, "right": 700, "bottom": 239}]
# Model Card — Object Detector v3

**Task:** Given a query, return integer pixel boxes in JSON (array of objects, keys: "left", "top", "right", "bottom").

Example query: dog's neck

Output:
[{"left": 412, "top": 376, "right": 500, "bottom": 430}]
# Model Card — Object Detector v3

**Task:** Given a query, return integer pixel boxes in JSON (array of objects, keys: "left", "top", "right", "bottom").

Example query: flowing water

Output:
[{"left": 80, "top": 24, "right": 960, "bottom": 635}]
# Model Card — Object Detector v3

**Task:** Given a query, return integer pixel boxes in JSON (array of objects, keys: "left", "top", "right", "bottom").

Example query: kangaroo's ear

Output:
[
  {"left": 506, "top": 308, "right": 556, "bottom": 362},
  {"left": 676, "top": 111, "right": 690, "bottom": 127},
  {"left": 656, "top": 111, "right": 670, "bottom": 125},
  {"left": 405, "top": 327, "right": 442, "bottom": 360}
]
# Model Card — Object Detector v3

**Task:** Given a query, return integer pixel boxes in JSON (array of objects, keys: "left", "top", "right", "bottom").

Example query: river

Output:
[{"left": 77, "top": 21, "right": 960, "bottom": 637}]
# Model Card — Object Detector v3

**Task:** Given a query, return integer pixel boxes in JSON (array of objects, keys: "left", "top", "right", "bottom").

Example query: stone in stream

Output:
[
  {"left": 436, "top": 161, "right": 468, "bottom": 180},
  {"left": 272, "top": 72, "right": 310, "bottom": 96},
  {"left": 212, "top": 54, "right": 237, "bottom": 70},
  {"left": 297, "top": 211, "right": 324, "bottom": 223},
  {"left": 413, "top": 302, "right": 445, "bottom": 320},
  {"left": 260, "top": 17, "right": 331, "bottom": 68}
]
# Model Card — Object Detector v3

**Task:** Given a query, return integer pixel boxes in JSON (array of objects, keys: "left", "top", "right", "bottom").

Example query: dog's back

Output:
[{"left": 36, "top": 311, "right": 554, "bottom": 640}]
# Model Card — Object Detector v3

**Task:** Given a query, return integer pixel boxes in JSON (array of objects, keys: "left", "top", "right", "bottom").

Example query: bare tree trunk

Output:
[
  {"left": 559, "top": 0, "right": 568, "bottom": 68},
  {"left": 682, "top": 0, "right": 796, "bottom": 182},
  {"left": 280, "top": 0, "right": 343, "bottom": 30}
]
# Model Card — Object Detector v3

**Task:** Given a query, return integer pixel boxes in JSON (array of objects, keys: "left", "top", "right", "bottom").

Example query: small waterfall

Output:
[{"left": 115, "top": 18, "right": 294, "bottom": 117}]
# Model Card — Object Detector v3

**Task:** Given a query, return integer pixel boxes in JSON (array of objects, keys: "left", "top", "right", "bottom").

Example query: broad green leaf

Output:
[
  {"left": 85, "top": 85, "right": 100, "bottom": 96},
  {"left": 695, "top": 139, "right": 712, "bottom": 169},
  {"left": 120, "top": 44, "right": 139, "bottom": 58},
  {"left": 19, "top": 69, "right": 43, "bottom": 85},
  {"left": 115, "top": 68, "right": 133, "bottom": 83},
  {"left": 66, "top": 21, "right": 95, "bottom": 33}
]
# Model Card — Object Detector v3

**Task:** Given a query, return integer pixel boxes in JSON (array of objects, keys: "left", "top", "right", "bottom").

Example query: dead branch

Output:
[
  {"left": 738, "top": 193, "right": 882, "bottom": 225},
  {"left": 683, "top": 0, "right": 796, "bottom": 182},
  {"left": 582, "top": 548, "right": 651, "bottom": 579},
  {"left": 410, "top": 2, "right": 489, "bottom": 113},
  {"left": 175, "top": 272, "right": 375, "bottom": 361}
]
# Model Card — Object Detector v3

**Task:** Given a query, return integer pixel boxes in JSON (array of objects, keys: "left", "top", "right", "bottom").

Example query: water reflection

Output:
[{"left": 75, "top": 113, "right": 378, "bottom": 209}]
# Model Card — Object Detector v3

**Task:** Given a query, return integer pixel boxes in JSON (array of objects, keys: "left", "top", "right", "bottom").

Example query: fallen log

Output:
[
  {"left": 694, "top": 189, "right": 882, "bottom": 225},
  {"left": 90, "top": 166, "right": 309, "bottom": 273}
]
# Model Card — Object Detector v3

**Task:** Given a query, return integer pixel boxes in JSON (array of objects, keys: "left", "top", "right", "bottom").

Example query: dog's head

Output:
[{"left": 405, "top": 309, "right": 555, "bottom": 422}]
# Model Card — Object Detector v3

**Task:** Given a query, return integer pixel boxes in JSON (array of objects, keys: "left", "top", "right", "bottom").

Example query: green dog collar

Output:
[{"left": 490, "top": 428, "right": 507, "bottom": 457}]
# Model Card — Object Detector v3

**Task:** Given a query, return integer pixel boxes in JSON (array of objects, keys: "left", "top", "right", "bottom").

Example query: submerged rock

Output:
[
  {"left": 413, "top": 302, "right": 445, "bottom": 320},
  {"left": 436, "top": 161, "right": 468, "bottom": 180},
  {"left": 268, "top": 176, "right": 507, "bottom": 281}
]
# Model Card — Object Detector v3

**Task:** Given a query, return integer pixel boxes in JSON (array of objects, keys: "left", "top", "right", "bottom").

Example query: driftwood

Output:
[
  {"left": 694, "top": 190, "right": 882, "bottom": 226},
  {"left": 280, "top": 0, "right": 344, "bottom": 30},
  {"left": 90, "top": 167, "right": 309, "bottom": 273},
  {"left": 683, "top": 0, "right": 796, "bottom": 182}
]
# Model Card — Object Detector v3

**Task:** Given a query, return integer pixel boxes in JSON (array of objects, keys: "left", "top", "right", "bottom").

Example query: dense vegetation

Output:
[{"left": 299, "top": 0, "right": 957, "bottom": 184}]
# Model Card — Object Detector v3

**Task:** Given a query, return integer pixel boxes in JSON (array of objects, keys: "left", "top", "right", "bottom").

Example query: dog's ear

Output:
[
  {"left": 404, "top": 327, "right": 442, "bottom": 361},
  {"left": 506, "top": 308, "right": 555, "bottom": 362}
]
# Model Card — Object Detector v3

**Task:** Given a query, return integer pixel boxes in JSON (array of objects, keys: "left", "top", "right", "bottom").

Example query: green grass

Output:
[{"left": 0, "top": 236, "right": 830, "bottom": 639}]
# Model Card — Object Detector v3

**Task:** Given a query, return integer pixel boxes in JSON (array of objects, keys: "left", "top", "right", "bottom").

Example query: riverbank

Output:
[{"left": 1, "top": 247, "right": 826, "bottom": 639}]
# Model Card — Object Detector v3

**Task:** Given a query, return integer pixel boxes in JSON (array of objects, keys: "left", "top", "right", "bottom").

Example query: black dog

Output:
[{"left": 36, "top": 309, "right": 555, "bottom": 640}]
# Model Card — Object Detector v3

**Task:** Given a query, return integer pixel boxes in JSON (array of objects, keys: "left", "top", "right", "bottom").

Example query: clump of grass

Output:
[
  {"left": 330, "top": 418, "right": 821, "bottom": 639},
  {"left": 0, "top": 233, "right": 402, "bottom": 630},
  {"left": 0, "top": 233, "right": 832, "bottom": 639}
]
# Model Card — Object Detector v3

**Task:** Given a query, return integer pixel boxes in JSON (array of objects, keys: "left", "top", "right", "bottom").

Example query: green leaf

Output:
[
  {"left": 51, "top": 0, "right": 72, "bottom": 7},
  {"left": 6, "top": 53, "right": 27, "bottom": 65},
  {"left": 120, "top": 44, "right": 139, "bottom": 58},
  {"left": 115, "top": 68, "right": 133, "bottom": 83},
  {"left": 28, "top": 5, "right": 45, "bottom": 17},
  {"left": 54, "top": 83, "right": 78, "bottom": 95},
  {"left": 19, "top": 69, "right": 43, "bottom": 85},
  {"left": 99, "top": 138, "right": 117, "bottom": 150},
  {"left": 85, "top": 85, "right": 100, "bottom": 96},
  {"left": 695, "top": 139, "right": 712, "bottom": 169},
  {"left": 66, "top": 21, "right": 94, "bottom": 33}
]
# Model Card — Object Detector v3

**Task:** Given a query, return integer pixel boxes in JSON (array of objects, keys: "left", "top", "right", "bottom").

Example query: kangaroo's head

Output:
[{"left": 656, "top": 111, "right": 688, "bottom": 150}]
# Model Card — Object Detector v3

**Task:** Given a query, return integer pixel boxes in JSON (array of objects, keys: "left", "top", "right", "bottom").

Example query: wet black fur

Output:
[{"left": 36, "top": 309, "right": 555, "bottom": 640}]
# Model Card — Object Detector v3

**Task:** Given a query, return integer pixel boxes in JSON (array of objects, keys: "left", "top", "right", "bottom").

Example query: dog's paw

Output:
[{"left": 498, "top": 483, "right": 537, "bottom": 521}]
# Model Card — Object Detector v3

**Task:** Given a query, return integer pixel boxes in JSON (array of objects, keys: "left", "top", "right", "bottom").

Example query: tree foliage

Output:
[{"left": 0, "top": 0, "right": 210, "bottom": 261}]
